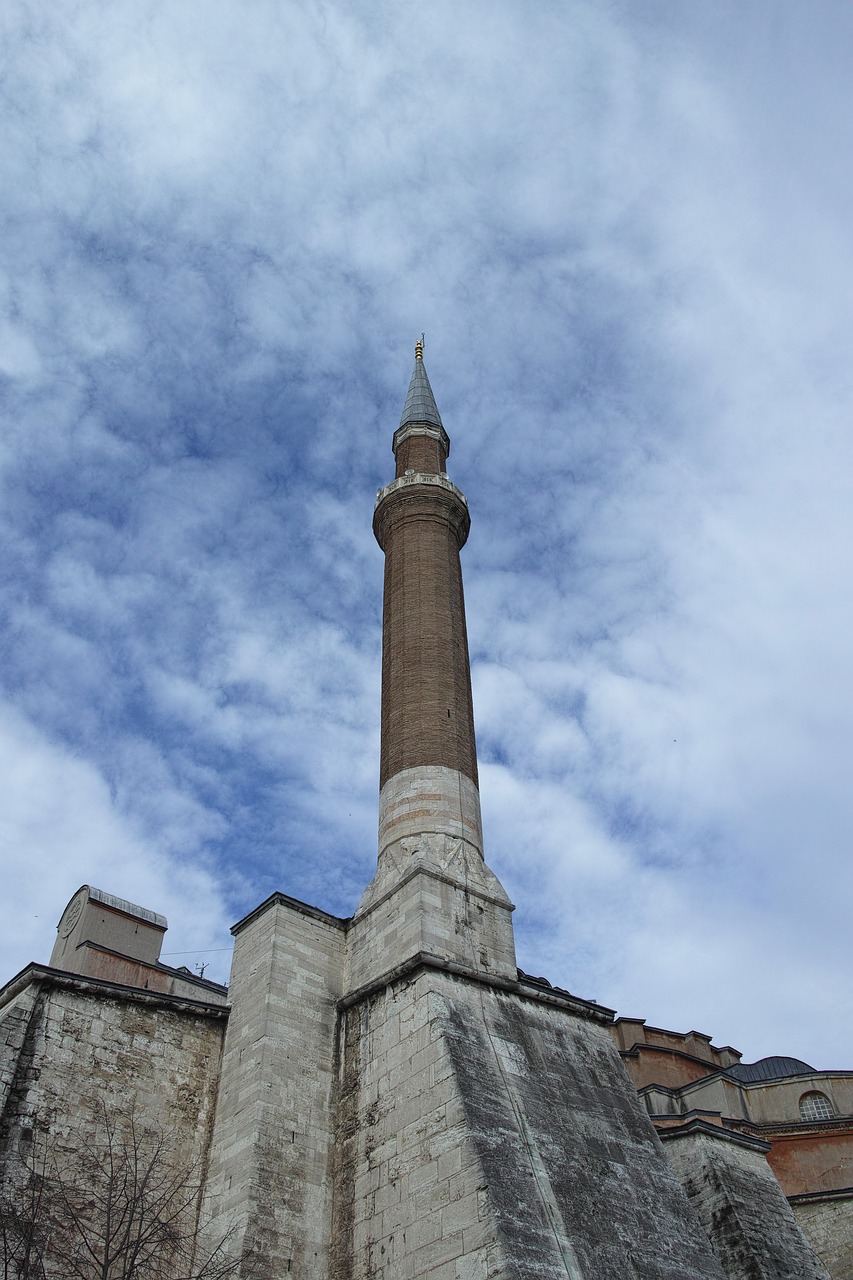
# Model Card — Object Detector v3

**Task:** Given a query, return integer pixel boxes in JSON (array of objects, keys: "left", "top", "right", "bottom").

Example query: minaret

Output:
[
  {"left": 349, "top": 343, "right": 516, "bottom": 987},
  {"left": 377, "top": 340, "right": 481, "bottom": 858}
]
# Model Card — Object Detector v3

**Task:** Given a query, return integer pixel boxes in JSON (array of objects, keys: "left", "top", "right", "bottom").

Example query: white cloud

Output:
[
  {"left": 0, "top": 701, "right": 233, "bottom": 984},
  {"left": 0, "top": 0, "right": 851, "bottom": 1070}
]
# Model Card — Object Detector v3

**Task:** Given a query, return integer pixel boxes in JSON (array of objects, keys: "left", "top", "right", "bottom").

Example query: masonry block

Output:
[
  {"left": 662, "top": 1123, "right": 831, "bottom": 1279},
  {"left": 333, "top": 964, "right": 727, "bottom": 1280}
]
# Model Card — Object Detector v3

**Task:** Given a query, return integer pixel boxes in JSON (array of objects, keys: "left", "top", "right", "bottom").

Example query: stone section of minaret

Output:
[{"left": 350, "top": 344, "right": 515, "bottom": 989}]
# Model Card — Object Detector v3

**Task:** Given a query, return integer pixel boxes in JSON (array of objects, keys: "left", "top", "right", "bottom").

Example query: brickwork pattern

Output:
[
  {"left": 395, "top": 432, "right": 447, "bottom": 477},
  {"left": 374, "top": 480, "right": 478, "bottom": 790}
]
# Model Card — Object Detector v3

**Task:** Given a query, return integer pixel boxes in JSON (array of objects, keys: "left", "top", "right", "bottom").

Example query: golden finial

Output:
[{"left": 415, "top": 334, "right": 424, "bottom": 360}]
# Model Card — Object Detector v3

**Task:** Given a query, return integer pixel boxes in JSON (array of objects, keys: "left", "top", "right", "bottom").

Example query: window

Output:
[{"left": 799, "top": 1091, "right": 834, "bottom": 1121}]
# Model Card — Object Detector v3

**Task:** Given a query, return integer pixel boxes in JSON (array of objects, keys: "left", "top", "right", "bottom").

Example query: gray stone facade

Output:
[
  {"left": 662, "top": 1123, "right": 831, "bottom": 1279},
  {"left": 333, "top": 961, "right": 726, "bottom": 1279},
  {"left": 793, "top": 1194, "right": 853, "bottom": 1280},
  {"left": 202, "top": 894, "right": 346, "bottom": 1277},
  {"left": 7, "top": 885, "right": 843, "bottom": 1279},
  {"left": 0, "top": 966, "right": 226, "bottom": 1190}
]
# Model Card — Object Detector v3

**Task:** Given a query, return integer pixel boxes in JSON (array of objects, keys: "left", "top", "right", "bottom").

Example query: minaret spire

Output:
[
  {"left": 349, "top": 345, "right": 516, "bottom": 986},
  {"left": 399, "top": 338, "right": 443, "bottom": 432}
]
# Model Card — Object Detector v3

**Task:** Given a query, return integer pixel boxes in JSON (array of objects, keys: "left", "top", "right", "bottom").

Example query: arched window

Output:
[{"left": 799, "top": 1091, "right": 834, "bottom": 1121}]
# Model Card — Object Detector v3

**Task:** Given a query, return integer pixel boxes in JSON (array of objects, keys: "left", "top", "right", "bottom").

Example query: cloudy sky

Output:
[{"left": 2, "top": 1, "right": 851, "bottom": 1068}]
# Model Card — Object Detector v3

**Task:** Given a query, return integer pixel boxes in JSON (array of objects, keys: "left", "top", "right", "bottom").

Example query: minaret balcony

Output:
[
  {"left": 375, "top": 469, "right": 467, "bottom": 508},
  {"left": 373, "top": 472, "right": 470, "bottom": 551}
]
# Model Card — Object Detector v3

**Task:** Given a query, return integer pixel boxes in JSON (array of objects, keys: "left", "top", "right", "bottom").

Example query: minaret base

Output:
[
  {"left": 378, "top": 766, "right": 485, "bottom": 859},
  {"left": 203, "top": 893, "right": 731, "bottom": 1279},
  {"left": 348, "top": 765, "right": 517, "bottom": 990},
  {"left": 348, "top": 847, "right": 516, "bottom": 993},
  {"left": 332, "top": 962, "right": 728, "bottom": 1280}
]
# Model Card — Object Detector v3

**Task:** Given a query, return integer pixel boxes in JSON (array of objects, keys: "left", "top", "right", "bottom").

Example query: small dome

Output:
[{"left": 726, "top": 1055, "right": 815, "bottom": 1083}]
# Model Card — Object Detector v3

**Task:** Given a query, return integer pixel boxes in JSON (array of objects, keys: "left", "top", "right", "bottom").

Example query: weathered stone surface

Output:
[
  {"left": 4, "top": 911, "right": 847, "bottom": 1280},
  {"left": 349, "top": 858, "right": 516, "bottom": 992},
  {"left": 332, "top": 971, "right": 501, "bottom": 1280},
  {"left": 203, "top": 893, "right": 346, "bottom": 1279},
  {"left": 0, "top": 984, "right": 38, "bottom": 1121},
  {"left": 333, "top": 965, "right": 726, "bottom": 1280},
  {"left": 793, "top": 1192, "right": 853, "bottom": 1280},
  {"left": 662, "top": 1124, "right": 831, "bottom": 1279},
  {"left": 0, "top": 970, "right": 224, "bottom": 1179}
]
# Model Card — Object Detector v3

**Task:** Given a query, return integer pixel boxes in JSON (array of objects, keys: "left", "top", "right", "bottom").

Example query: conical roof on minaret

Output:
[{"left": 399, "top": 341, "right": 444, "bottom": 429}]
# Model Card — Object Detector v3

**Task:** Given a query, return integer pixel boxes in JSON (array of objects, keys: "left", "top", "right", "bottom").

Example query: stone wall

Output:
[
  {"left": 0, "top": 981, "right": 38, "bottom": 1123},
  {"left": 662, "top": 1123, "right": 831, "bottom": 1279},
  {"left": 0, "top": 970, "right": 225, "bottom": 1170},
  {"left": 349, "top": 850, "right": 517, "bottom": 991},
  {"left": 333, "top": 962, "right": 727, "bottom": 1280},
  {"left": 203, "top": 892, "right": 346, "bottom": 1279},
  {"left": 793, "top": 1193, "right": 853, "bottom": 1280},
  {"left": 0, "top": 968, "right": 227, "bottom": 1279}
]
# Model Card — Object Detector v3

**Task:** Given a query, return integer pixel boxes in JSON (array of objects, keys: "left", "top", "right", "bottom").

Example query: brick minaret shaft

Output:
[{"left": 373, "top": 342, "right": 485, "bottom": 860}]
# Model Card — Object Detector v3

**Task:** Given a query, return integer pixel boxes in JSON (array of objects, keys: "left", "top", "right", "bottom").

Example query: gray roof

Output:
[
  {"left": 726, "top": 1055, "right": 815, "bottom": 1083},
  {"left": 399, "top": 355, "right": 443, "bottom": 430},
  {"left": 88, "top": 886, "right": 167, "bottom": 930}
]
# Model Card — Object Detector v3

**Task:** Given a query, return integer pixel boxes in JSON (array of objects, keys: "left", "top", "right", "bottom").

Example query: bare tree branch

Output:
[{"left": 0, "top": 1106, "right": 241, "bottom": 1280}]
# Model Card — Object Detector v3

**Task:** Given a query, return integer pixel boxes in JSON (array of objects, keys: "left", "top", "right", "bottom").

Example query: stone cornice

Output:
[
  {"left": 338, "top": 949, "right": 614, "bottom": 1025},
  {"left": 0, "top": 962, "right": 230, "bottom": 1019},
  {"left": 231, "top": 890, "right": 349, "bottom": 936},
  {"left": 657, "top": 1118, "right": 772, "bottom": 1154},
  {"left": 392, "top": 421, "right": 451, "bottom": 458},
  {"left": 374, "top": 470, "right": 467, "bottom": 510},
  {"left": 641, "top": 1065, "right": 853, "bottom": 1100},
  {"left": 788, "top": 1184, "right": 853, "bottom": 1205}
]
